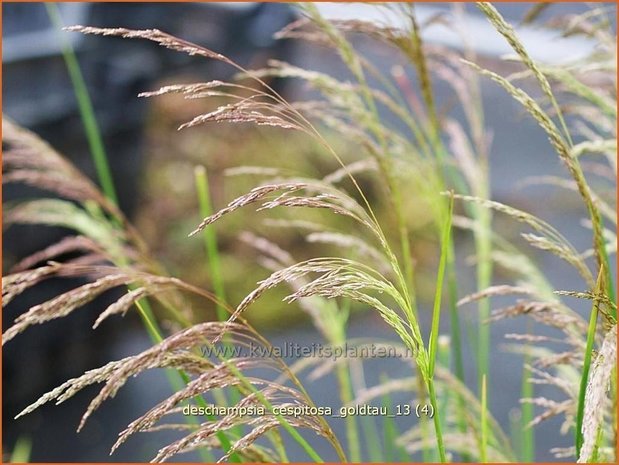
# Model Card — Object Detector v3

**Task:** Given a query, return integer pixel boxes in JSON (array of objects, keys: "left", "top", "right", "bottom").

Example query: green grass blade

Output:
[
  {"left": 427, "top": 379, "right": 446, "bottom": 463},
  {"left": 475, "top": 203, "right": 492, "bottom": 393},
  {"left": 447, "top": 236, "right": 472, "bottom": 462},
  {"left": 477, "top": 2, "right": 574, "bottom": 148},
  {"left": 447, "top": 244, "right": 465, "bottom": 381},
  {"left": 428, "top": 195, "right": 454, "bottom": 377},
  {"left": 194, "top": 165, "right": 228, "bottom": 322},
  {"left": 9, "top": 436, "right": 32, "bottom": 463},
  {"left": 382, "top": 392, "right": 395, "bottom": 462},
  {"left": 45, "top": 3, "right": 118, "bottom": 206},
  {"left": 437, "top": 335, "right": 452, "bottom": 459},
  {"left": 380, "top": 374, "right": 410, "bottom": 463},
  {"left": 426, "top": 194, "right": 453, "bottom": 463},
  {"left": 597, "top": 217, "right": 616, "bottom": 310},
  {"left": 575, "top": 267, "right": 605, "bottom": 457}
]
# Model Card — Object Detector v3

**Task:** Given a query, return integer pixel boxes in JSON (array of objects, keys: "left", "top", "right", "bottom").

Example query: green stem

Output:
[
  {"left": 133, "top": 298, "right": 236, "bottom": 463},
  {"left": 428, "top": 196, "right": 453, "bottom": 377},
  {"left": 417, "top": 374, "right": 433, "bottom": 463},
  {"left": 194, "top": 165, "right": 243, "bottom": 419},
  {"left": 428, "top": 378, "right": 446, "bottom": 463},
  {"left": 447, "top": 241, "right": 470, "bottom": 462},
  {"left": 46, "top": 6, "right": 231, "bottom": 461},
  {"left": 426, "top": 195, "right": 453, "bottom": 463},
  {"left": 194, "top": 165, "right": 228, "bottom": 322},
  {"left": 411, "top": 10, "right": 477, "bottom": 458},
  {"left": 576, "top": 268, "right": 604, "bottom": 458},
  {"left": 45, "top": 3, "right": 118, "bottom": 206},
  {"left": 195, "top": 172, "right": 303, "bottom": 456},
  {"left": 476, "top": 202, "right": 492, "bottom": 393},
  {"left": 597, "top": 216, "right": 616, "bottom": 310}
]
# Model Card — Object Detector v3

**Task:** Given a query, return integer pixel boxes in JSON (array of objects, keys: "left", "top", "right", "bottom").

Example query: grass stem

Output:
[
  {"left": 45, "top": 3, "right": 118, "bottom": 206},
  {"left": 194, "top": 165, "right": 228, "bottom": 322},
  {"left": 576, "top": 267, "right": 605, "bottom": 457},
  {"left": 480, "top": 373, "right": 488, "bottom": 463},
  {"left": 46, "top": 10, "right": 236, "bottom": 460},
  {"left": 428, "top": 378, "right": 446, "bottom": 463},
  {"left": 427, "top": 193, "right": 453, "bottom": 463}
]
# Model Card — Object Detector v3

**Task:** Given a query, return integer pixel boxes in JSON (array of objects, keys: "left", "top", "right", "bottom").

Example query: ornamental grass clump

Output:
[{"left": 3, "top": 2, "right": 616, "bottom": 463}]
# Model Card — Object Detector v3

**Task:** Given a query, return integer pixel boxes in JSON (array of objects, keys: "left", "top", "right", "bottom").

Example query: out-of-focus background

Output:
[{"left": 3, "top": 2, "right": 616, "bottom": 462}]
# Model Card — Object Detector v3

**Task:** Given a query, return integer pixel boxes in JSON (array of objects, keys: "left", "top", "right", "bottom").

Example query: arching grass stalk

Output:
[
  {"left": 45, "top": 3, "right": 118, "bottom": 206},
  {"left": 194, "top": 165, "right": 242, "bottom": 410},
  {"left": 194, "top": 165, "right": 228, "bottom": 323},
  {"left": 125, "top": 276, "right": 341, "bottom": 462},
  {"left": 196, "top": 165, "right": 275, "bottom": 444},
  {"left": 476, "top": 1, "right": 615, "bottom": 309},
  {"left": 406, "top": 6, "right": 485, "bottom": 455},
  {"left": 427, "top": 194, "right": 454, "bottom": 463},
  {"left": 298, "top": 10, "right": 440, "bottom": 461},
  {"left": 52, "top": 8, "right": 343, "bottom": 460},
  {"left": 132, "top": 299, "right": 239, "bottom": 463},
  {"left": 290, "top": 9, "right": 461, "bottom": 461},
  {"left": 300, "top": 3, "right": 416, "bottom": 312},
  {"left": 61, "top": 24, "right": 391, "bottom": 462},
  {"left": 335, "top": 360, "right": 361, "bottom": 462},
  {"left": 46, "top": 10, "right": 234, "bottom": 460}
]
